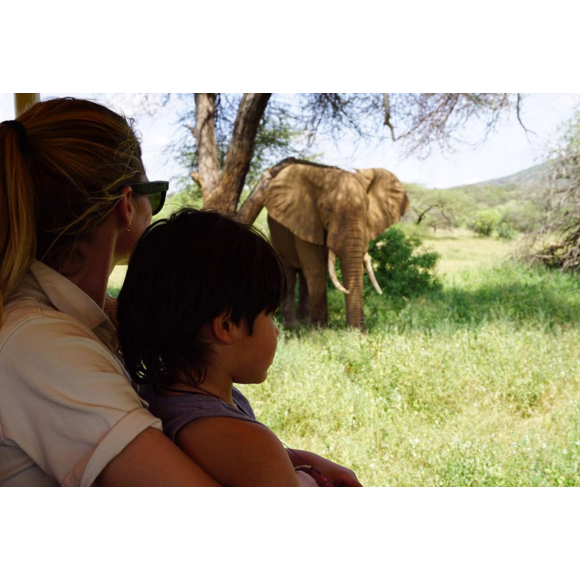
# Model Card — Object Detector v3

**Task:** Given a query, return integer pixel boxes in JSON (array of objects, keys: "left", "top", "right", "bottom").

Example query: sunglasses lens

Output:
[{"left": 148, "top": 192, "right": 162, "bottom": 216}]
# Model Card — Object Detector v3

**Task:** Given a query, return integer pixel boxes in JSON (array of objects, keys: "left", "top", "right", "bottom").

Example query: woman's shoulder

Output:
[
  {"left": 0, "top": 296, "right": 127, "bottom": 402},
  {"left": 1, "top": 298, "right": 94, "bottom": 356}
]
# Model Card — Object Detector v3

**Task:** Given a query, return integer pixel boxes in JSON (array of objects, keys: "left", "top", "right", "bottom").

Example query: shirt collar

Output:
[{"left": 27, "top": 261, "right": 120, "bottom": 355}]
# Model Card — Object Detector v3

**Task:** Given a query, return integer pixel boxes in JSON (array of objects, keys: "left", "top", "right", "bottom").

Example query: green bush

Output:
[
  {"left": 497, "top": 222, "right": 517, "bottom": 241},
  {"left": 472, "top": 209, "right": 502, "bottom": 237},
  {"left": 366, "top": 227, "right": 442, "bottom": 300},
  {"left": 498, "top": 199, "right": 543, "bottom": 234}
]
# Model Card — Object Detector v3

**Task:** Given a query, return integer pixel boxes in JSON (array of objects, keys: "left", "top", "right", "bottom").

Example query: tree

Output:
[
  {"left": 128, "top": 93, "right": 525, "bottom": 214},
  {"left": 528, "top": 111, "right": 580, "bottom": 271},
  {"left": 165, "top": 95, "right": 306, "bottom": 205},
  {"left": 405, "top": 183, "right": 474, "bottom": 231}
]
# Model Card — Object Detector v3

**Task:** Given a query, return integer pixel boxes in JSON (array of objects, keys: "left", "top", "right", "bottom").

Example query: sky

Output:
[{"left": 2, "top": 93, "right": 579, "bottom": 190}]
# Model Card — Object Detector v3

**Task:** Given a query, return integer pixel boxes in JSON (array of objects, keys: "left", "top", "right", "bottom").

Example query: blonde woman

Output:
[{"left": 0, "top": 97, "right": 360, "bottom": 487}]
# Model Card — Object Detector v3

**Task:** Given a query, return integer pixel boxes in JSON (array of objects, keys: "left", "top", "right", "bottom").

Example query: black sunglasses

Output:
[{"left": 122, "top": 181, "right": 169, "bottom": 216}]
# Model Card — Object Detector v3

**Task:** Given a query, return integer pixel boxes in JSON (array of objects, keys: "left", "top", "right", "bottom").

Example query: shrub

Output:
[
  {"left": 497, "top": 222, "right": 517, "bottom": 241},
  {"left": 365, "top": 227, "right": 442, "bottom": 300},
  {"left": 472, "top": 209, "right": 502, "bottom": 237}
]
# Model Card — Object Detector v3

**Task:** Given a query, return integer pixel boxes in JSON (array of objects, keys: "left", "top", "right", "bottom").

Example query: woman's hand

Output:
[
  {"left": 295, "top": 469, "right": 319, "bottom": 487},
  {"left": 287, "top": 449, "right": 363, "bottom": 487}
]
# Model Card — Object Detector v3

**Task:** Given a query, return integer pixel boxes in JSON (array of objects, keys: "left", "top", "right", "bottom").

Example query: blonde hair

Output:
[{"left": 0, "top": 97, "right": 145, "bottom": 322}]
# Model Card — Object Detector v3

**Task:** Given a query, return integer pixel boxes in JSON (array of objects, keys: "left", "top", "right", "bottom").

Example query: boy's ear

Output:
[{"left": 211, "top": 311, "right": 236, "bottom": 345}]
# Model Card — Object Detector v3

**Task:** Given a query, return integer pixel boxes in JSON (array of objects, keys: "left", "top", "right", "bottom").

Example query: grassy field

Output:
[
  {"left": 418, "top": 227, "right": 518, "bottom": 276},
  {"left": 108, "top": 228, "right": 580, "bottom": 486}
]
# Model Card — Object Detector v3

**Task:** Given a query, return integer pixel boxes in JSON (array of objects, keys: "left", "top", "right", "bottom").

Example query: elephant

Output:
[{"left": 238, "top": 158, "right": 410, "bottom": 329}]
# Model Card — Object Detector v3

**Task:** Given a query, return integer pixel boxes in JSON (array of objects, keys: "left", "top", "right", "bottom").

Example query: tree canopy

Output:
[{"left": 125, "top": 93, "right": 525, "bottom": 214}]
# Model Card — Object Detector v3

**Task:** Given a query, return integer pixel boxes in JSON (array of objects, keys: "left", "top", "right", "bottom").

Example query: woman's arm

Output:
[
  {"left": 97, "top": 427, "right": 219, "bottom": 486},
  {"left": 175, "top": 417, "right": 308, "bottom": 487}
]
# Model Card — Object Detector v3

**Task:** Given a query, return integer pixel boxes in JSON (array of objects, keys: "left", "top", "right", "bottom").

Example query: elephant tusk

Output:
[
  {"left": 364, "top": 253, "right": 383, "bottom": 295},
  {"left": 328, "top": 249, "right": 350, "bottom": 294}
]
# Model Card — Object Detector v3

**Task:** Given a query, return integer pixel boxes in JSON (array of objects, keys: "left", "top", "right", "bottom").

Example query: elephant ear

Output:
[
  {"left": 264, "top": 164, "right": 325, "bottom": 245},
  {"left": 356, "top": 168, "right": 410, "bottom": 242}
]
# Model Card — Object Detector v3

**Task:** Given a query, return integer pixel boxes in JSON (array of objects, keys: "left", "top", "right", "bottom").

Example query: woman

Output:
[{"left": 0, "top": 97, "right": 360, "bottom": 486}]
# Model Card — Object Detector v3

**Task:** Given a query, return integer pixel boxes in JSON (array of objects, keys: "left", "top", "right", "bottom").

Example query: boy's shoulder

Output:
[
  {"left": 231, "top": 387, "right": 256, "bottom": 419},
  {"left": 175, "top": 413, "right": 295, "bottom": 486},
  {"left": 138, "top": 385, "right": 260, "bottom": 442}
]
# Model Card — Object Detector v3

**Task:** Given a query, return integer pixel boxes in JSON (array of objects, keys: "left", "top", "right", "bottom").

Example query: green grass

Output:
[
  {"left": 400, "top": 225, "right": 518, "bottom": 276},
  {"left": 108, "top": 227, "right": 580, "bottom": 486}
]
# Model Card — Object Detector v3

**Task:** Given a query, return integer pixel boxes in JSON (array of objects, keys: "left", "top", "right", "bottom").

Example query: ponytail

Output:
[{"left": 0, "top": 123, "right": 36, "bottom": 322}]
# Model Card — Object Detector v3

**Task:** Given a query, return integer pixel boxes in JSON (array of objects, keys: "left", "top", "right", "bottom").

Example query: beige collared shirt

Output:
[{"left": 0, "top": 261, "right": 162, "bottom": 486}]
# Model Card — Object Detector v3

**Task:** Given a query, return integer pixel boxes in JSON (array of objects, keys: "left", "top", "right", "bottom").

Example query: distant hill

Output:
[
  {"left": 403, "top": 162, "right": 548, "bottom": 232},
  {"left": 465, "top": 162, "right": 549, "bottom": 189}
]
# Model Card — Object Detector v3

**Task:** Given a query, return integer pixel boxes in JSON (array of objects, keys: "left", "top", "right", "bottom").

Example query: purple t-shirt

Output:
[{"left": 138, "top": 385, "right": 262, "bottom": 442}]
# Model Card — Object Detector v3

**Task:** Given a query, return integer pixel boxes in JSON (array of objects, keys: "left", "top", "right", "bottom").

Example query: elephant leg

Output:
[
  {"left": 295, "top": 237, "right": 328, "bottom": 327},
  {"left": 297, "top": 271, "right": 310, "bottom": 322},
  {"left": 283, "top": 266, "right": 300, "bottom": 330}
]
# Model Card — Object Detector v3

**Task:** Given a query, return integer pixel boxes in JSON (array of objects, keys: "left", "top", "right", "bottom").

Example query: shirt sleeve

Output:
[{"left": 0, "top": 313, "right": 162, "bottom": 486}]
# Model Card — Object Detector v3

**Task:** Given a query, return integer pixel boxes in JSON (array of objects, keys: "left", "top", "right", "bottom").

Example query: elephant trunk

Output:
[{"left": 340, "top": 234, "right": 366, "bottom": 328}]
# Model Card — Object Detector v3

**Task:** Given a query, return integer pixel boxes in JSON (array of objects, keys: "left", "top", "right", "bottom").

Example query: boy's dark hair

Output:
[{"left": 117, "top": 208, "right": 287, "bottom": 388}]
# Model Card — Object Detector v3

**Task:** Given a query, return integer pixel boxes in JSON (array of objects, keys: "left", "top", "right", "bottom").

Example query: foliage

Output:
[
  {"left": 454, "top": 183, "right": 519, "bottom": 208},
  {"left": 497, "top": 199, "right": 543, "bottom": 234},
  {"left": 167, "top": 97, "right": 308, "bottom": 195},
  {"left": 497, "top": 222, "right": 518, "bottom": 241},
  {"left": 404, "top": 175, "right": 546, "bottom": 238},
  {"left": 528, "top": 111, "right": 580, "bottom": 271},
  {"left": 365, "top": 227, "right": 442, "bottom": 301},
  {"left": 405, "top": 183, "right": 475, "bottom": 231},
  {"left": 471, "top": 209, "right": 502, "bottom": 236},
  {"left": 153, "top": 189, "right": 202, "bottom": 222}
]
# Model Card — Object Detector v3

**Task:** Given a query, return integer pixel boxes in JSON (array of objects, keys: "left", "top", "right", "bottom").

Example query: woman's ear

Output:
[{"left": 116, "top": 186, "right": 135, "bottom": 231}]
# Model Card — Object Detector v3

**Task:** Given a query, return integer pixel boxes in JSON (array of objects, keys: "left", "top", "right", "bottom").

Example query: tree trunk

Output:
[
  {"left": 192, "top": 93, "right": 220, "bottom": 201},
  {"left": 205, "top": 93, "right": 272, "bottom": 214}
]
